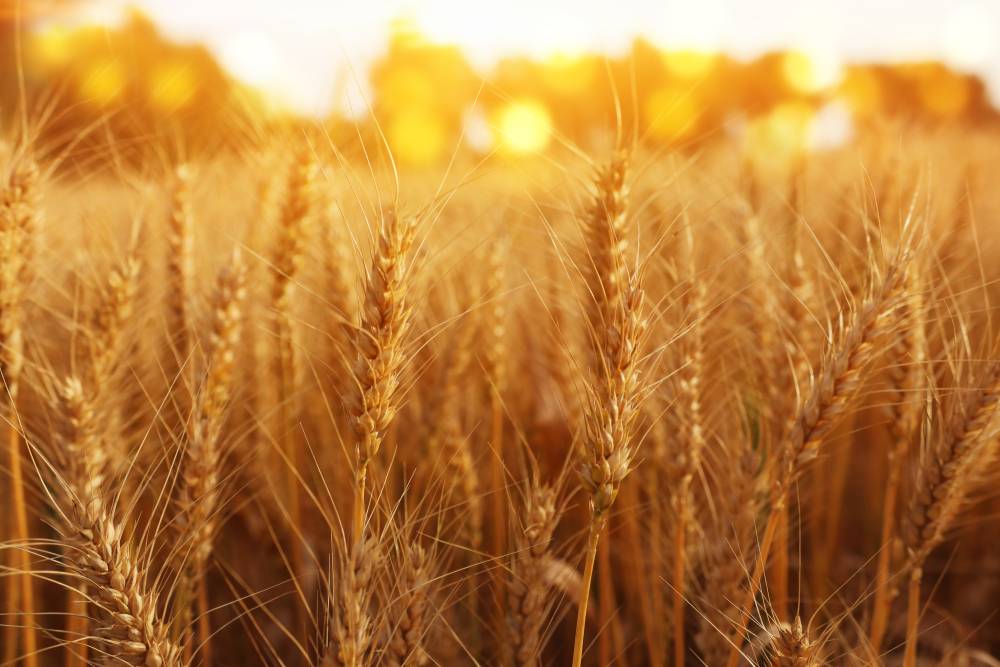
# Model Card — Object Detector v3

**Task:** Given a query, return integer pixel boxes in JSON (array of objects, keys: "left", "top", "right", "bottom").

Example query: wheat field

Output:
[{"left": 2, "top": 98, "right": 1000, "bottom": 667}]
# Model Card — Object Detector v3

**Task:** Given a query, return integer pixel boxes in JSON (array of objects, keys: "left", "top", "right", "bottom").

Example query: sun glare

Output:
[
  {"left": 150, "top": 62, "right": 197, "bottom": 111},
  {"left": 541, "top": 54, "right": 596, "bottom": 95},
  {"left": 745, "top": 101, "right": 813, "bottom": 169},
  {"left": 496, "top": 100, "right": 552, "bottom": 154},
  {"left": 80, "top": 59, "right": 126, "bottom": 106},
  {"left": 218, "top": 31, "right": 281, "bottom": 89},
  {"left": 34, "top": 26, "right": 73, "bottom": 67},
  {"left": 645, "top": 86, "right": 699, "bottom": 140},
  {"left": 839, "top": 69, "right": 881, "bottom": 115},
  {"left": 782, "top": 50, "right": 842, "bottom": 94},
  {"left": 663, "top": 50, "right": 717, "bottom": 80},
  {"left": 381, "top": 66, "right": 437, "bottom": 113},
  {"left": 389, "top": 109, "right": 447, "bottom": 166}
]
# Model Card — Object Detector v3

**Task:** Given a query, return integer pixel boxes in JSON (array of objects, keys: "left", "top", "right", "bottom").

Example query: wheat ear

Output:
[
  {"left": 174, "top": 250, "right": 246, "bottom": 667},
  {"left": 62, "top": 496, "right": 184, "bottom": 666},
  {"left": 350, "top": 208, "right": 415, "bottom": 543},
  {"left": 167, "top": 164, "right": 193, "bottom": 390},
  {"left": 725, "top": 242, "right": 913, "bottom": 667},
  {"left": 751, "top": 618, "right": 820, "bottom": 667},
  {"left": 572, "top": 152, "right": 647, "bottom": 667},
  {"left": 322, "top": 205, "right": 355, "bottom": 407},
  {"left": 507, "top": 481, "right": 560, "bottom": 667},
  {"left": 317, "top": 536, "right": 380, "bottom": 667},
  {"left": 1, "top": 154, "right": 37, "bottom": 667},
  {"left": 670, "top": 222, "right": 707, "bottom": 665},
  {"left": 899, "top": 360, "right": 1000, "bottom": 666},
  {"left": 386, "top": 543, "right": 433, "bottom": 667},
  {"left": 869, "top": 270, "right": 926, "bottom": 651},
  {"left": 61, "top": 253, "right": 140, "bottom": 667},
  {"left": 53, "top": 378, "right": 183, "bottom": 667},
  {"left": 269, "top": 149, "right": 316, "bottom": 594}
]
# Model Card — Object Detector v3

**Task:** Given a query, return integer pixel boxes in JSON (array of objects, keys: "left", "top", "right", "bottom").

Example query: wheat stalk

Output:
[
  {"left": 350, "top": 207, "right": 416, "bottom": 543},
  {"left": 174, "top": 250, "right": 246, "bottom": 666},
  {"left": 1, "top": 153, "right": 37, "bottom": 666},
  {"left": 869, "top": 269, "right": 926, "bottom": 651},
  {"left": 483, "top": 238, "right": 509, "bottom": 646},
  {"left": 167, "top": 164, "right": 194, "bottom": 383},
  {"left": 669, "top": 222, "right": 707, "bottom": 665},
  {"left": 694, "top": 446, "right": 760, "bottom": 665},
  {"left": 318, "top": 536, "right": 380, "bottom": 667},
  {"left": 899, "top": 359, "right": 1000, "bottom": 666},
  {"left": 386, "top": 543, "right": 432, "bottom": 667},
  {"left": 269, "top": 149, "right": 316, "bottom": 595},
  {"left": 52, "top": 374, "right": 184, "bottom": 667},
  {"left": 572, "top": 152, "right": 648, "bottom": 667},
  {"left": 507, "top": 481, "right": 559, "bottom": 667},
  {"left": 724, "top": 239, "right": 913, "bottom": 667}
]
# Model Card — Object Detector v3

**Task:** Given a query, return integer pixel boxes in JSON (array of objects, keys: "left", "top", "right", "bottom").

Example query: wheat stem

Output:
[
  {"left": 672, "top": 493, "right": 687, "bottom": 667},
  {"left": 902, "top": 567, "right": 921, "bottom": 667},
  {"left": 571, "top": 519, "right": 602, "bottom": 667}
]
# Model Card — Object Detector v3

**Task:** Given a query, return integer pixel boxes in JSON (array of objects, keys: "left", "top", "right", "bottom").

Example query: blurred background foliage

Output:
[{"left": 0, "top": 5, "right": 996, "bottom": 171}]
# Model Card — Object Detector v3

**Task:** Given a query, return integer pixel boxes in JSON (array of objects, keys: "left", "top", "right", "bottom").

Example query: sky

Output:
[{"left": 65, "top": 0, "right": 1000, "bottom": 115}]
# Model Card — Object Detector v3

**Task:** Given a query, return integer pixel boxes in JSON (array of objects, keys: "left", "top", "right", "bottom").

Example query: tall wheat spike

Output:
[
  {"left": 386, "top": 543, "right": 433, "bottom": 667},
  {"left": 669, "top": 222, "right": 707, "bottom": 665},
  {"left": 60, "top": 490, "right": 184, "bottom": 666},
  {"left": 167, "top": 164, "right": 194, "bottom": 390},
  {"left": 269, "top": 149, "right": 317, "bottom": 590},
  {"left": 174, "top": 250, "right": 246, "bottom": 667},
  {"left": 318, "top": 536, "right": 380, "bottom": 667},
  {"left": 507, "top": 481, "right": 560, "bottom": 667},
  {"left": 572, "top": 152, "right": 648, "bottom": 667},
  {"left": 350, "top": 207, "right": 416, "bottom": 543},
  {"left": 900, "top": 358, "right": 1000, "bottom": 666},
  {"left": 62, "top": 253, "right": 140, "bottom": 667},
  {"left": 1, "top": 154, "right": 37, "bottom": 666},
  {"left": 725, "top": 237, "right": 914, "bottom": 667},
  {"left": 869, "top": 269, "right": 926, "bottom": 651},
  {"left": 54, "top": 374, "right": 182, "bottom": 667}
]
